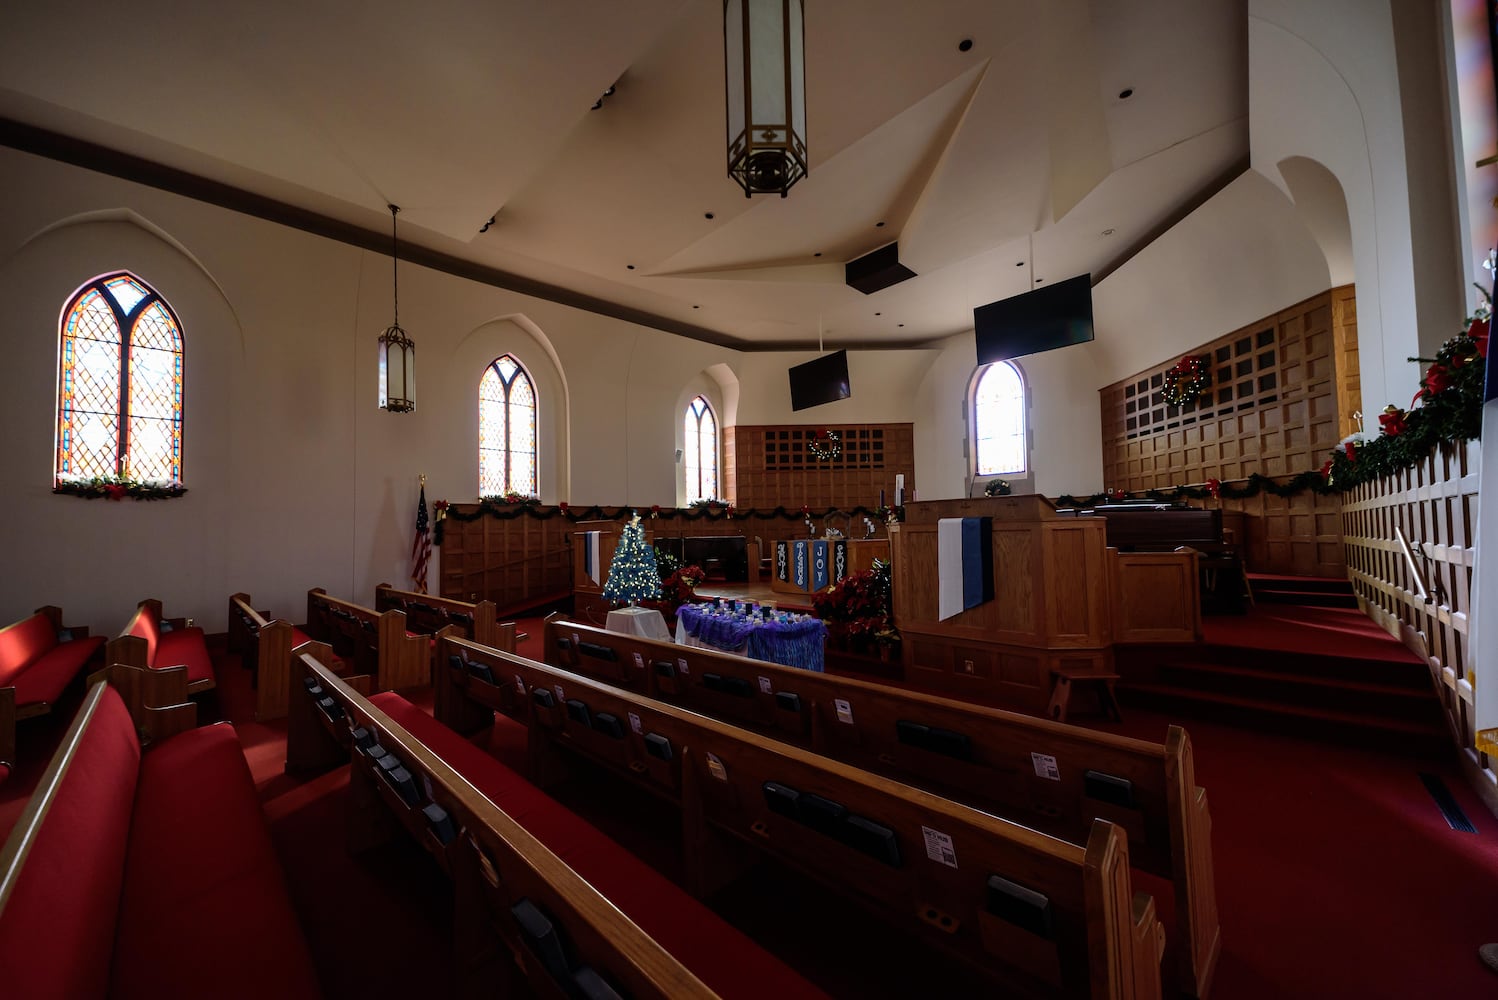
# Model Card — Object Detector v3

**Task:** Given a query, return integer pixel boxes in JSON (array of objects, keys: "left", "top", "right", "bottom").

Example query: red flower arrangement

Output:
[{"left": 811, "top": 562, "right": 900, "bottom": 653}]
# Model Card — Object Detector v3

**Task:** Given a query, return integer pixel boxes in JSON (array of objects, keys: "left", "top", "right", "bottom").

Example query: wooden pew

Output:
[
  {"left": 107, "top": 598, "right": 216, "bottom": 694},
  {"left": 438, "top": 635, "right": 1167, "bottom": 999},
  {"left": 374, "top": 582, "right": 521, "bottom": 651},
  {"left": 86, "top": 662, "right": 198, "bottom": 744},
  {"left": 286, "top": 650, "right": 758, "bottom": 1000},
  {"left": 533, "top": 614, "right": 1220, "bottom": 999},
  {"left": 305, "top": 587, "right": 453, "bottom": 692},
  {"left": 227, "top": 592, "right": 324, "bottom": 721}
]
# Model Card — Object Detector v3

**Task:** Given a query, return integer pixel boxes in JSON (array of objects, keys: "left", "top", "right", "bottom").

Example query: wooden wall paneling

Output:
[
  {"left": 727, "top": 423, "right": 914, "bottom": 512},
  {"left": 1098, "top": 287, "right": 1352, "bottom": 578}
]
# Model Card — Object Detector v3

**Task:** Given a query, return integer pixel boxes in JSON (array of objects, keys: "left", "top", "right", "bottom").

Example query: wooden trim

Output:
[{"left": 0, "top": 683, "right": 107, "bottom": 914}]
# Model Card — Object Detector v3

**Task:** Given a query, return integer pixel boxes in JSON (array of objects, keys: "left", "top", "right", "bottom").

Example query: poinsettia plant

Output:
[{"left": 812, "top": 560, "right": 900, "bottom": 652}]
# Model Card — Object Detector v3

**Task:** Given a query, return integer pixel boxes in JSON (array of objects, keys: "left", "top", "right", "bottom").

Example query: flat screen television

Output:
[
  {"left": 974, "top": 273, "right": 1094, "bottom": 364},
  {"left": 789, "top": 350, "right": 851, "bottom": 411}
]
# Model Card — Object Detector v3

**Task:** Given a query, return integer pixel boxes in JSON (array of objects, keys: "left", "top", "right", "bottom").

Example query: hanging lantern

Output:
[
  {"left": 724, "top": 0, "right": 807, "bottom": 198},
  {"left": 378, "top": 204, "right": 416, "bottom": 413}
]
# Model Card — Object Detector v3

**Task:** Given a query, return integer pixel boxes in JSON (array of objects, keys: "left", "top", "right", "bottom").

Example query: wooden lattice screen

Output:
[
  {"left": 1341, "top": 439, "right": 1480, "bottom": 761},
  {"left": 1099, "top": 287, "right": 1356, "bottom": 576}
]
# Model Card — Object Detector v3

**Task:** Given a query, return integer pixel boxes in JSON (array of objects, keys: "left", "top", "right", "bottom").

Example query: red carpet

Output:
[{"left": 1202, "top": 604, "right": 1421, "bottom": 663}]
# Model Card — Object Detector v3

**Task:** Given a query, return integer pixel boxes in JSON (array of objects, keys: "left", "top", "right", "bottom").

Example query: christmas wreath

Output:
[
  {"left": 1163, "top": 355, "right": 1212, "bottom": 407},
  {"left": 806, "top": 429, "right": 841, "bottom": 461}
]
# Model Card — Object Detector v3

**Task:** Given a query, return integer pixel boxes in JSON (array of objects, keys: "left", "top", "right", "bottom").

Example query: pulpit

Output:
[{"left": 890, "top": 496, "right": 1199, "bottom": 713}]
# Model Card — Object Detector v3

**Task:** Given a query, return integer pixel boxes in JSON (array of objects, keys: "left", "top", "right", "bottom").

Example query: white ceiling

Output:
[{"left": 0, "top": 0, "right": 1248, "bottom": 349}]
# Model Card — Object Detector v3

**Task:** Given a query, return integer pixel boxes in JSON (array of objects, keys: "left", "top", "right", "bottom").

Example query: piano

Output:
[{"left": 1066, "top": 503, "right": 1247, "bottom": 613}]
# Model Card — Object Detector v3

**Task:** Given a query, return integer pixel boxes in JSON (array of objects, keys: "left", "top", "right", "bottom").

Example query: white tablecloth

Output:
[{"left": 605, "top": 606, "right": 671, "bottom": 640}]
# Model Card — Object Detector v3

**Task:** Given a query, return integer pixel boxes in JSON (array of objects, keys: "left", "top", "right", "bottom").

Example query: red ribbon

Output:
[{"left": 1206, "top": 478, "right": 1221, "bottom": 499}]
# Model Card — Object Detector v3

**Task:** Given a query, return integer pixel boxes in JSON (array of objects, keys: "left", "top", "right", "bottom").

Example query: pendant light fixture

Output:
[
  {"left": 724, "top": 0, "right": 807, "bottom": 198},
  {"left": 378, "top": 204, "right": 415, "bottom": 413}
]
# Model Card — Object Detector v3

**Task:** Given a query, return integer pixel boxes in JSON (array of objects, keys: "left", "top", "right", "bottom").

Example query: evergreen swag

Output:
[{"left": 53, "top": 474, "right": 186, "bottom": 501}]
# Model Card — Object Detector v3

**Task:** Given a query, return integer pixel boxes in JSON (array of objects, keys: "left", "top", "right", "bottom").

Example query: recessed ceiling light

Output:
[
  {"left": 626, "top": 264, "right": 635, "bottom": 270},
  {"left": 693, "top": 305, "right": 700, "bottom": 309},
  {"left": 814, "top": 252, "right": 823, "bottom": 257},
  {"left": 875, "top": 221, "right": 886, "bottom": 228},
  {"left": 898, "top": 323, "right": 905, "bottom": 328},
  {"left": 1035, "top": 277, "right": 1045, "bottom": 283},
  {"left": 958, "top": 39, "right": 973, "bottom": 52},
  {"left": 1015, "top": 261, "right": 1024, "bottom": 267},
  {"left": 875, "top": 312, "right": 881, "bottom": 316},
  {"left": 1102, "top": 228, "right": 1116, "bottom": 236},
  {"left": 1118, "top": 88, "right": 1134, "bottom": 100},
  {"left": 704, "top": 212, "right": 715, "bottom": 220}
]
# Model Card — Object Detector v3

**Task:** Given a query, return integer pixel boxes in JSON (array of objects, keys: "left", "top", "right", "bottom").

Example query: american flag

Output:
[{"left": 411, "top": 482, "right": 431, "bottom": 594}]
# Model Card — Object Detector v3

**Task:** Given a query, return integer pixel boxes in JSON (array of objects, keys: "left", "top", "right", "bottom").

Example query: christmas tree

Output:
[{"left": 602, "top": 514, "right": 662, "bottom": 606}]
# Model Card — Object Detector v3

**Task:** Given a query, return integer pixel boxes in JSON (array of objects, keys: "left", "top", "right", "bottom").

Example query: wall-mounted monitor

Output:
[
  {"left": 974, "top": 273, "right": 1094, "bottom": 364},
  {"left": 789, "top": 350, "right": 851, "bottom": 411}
]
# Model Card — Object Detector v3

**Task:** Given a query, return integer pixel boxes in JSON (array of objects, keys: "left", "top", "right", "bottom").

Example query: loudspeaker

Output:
[{"left": 846, "top": 242, "right": 917, "bottom": 295}]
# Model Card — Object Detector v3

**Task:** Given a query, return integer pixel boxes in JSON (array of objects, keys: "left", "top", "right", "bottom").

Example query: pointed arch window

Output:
[
  {"left": 972, "top": 361, "right": 1026, "bottom": 476},
  {"left": 479, "top": 354, "right": 537, "bottom": 496},
  {"left": 683, "top": 396, "right": 719, "bottom": 503},
  {"left": 56, "top": 272, "right": 184, "bottom": 484}
]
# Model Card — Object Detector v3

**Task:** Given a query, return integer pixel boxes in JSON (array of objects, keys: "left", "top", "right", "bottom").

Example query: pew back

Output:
[
  {"left": 374, "top": 583, "right": 516, "bottom": 650},
  {"left": 537, "top": 614, "right": 1218, "bottom": 999},
  {"left": 290, "top": 649, "right": 722, "bottom": 1000},
  {"left": 439, "top": 635, "right": 1165, "bottom": 999},
  {"left": 227, "top": 593, "right": 309, "bottom": 720},
  {"left": 306, "top": 588, "right": 445, "bottom": 692}
]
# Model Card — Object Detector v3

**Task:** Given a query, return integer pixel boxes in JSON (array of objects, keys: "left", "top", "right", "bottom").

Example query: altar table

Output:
[{"left": 675, "top": 603, "right": 827, "bottom": 672}]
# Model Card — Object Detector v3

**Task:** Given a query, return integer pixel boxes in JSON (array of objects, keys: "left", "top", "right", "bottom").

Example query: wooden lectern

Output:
[{"left": 890, "top": 496, "right": 1199, "bottom": 714}]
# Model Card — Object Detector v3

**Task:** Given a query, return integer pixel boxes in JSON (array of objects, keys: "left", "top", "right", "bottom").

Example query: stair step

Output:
[
  {"left": 1186, "top": 644, "right": 1427, "bottom": 687},
  {"left": 1246, "top": 574, "right": 1356, "bottom": 595},
  {"left": 1253, "top": 590, "right": 1360, "bottom": 609},
  {"left": 1120, "top": 682, "right": 1447, "bottom": 738},
  {"left": 1160, "top": 661, "right": 1432, "bottom": 698}
]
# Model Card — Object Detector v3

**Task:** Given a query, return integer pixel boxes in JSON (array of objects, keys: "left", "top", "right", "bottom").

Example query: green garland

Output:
[
  {"left": 53, "top": 475, "right": 187, "bottom": 501},
  {"left": 433, "top": 500, "right": 898, "bottom": 546}
]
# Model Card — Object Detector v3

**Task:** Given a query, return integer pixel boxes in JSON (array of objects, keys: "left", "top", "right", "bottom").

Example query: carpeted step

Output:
[
  {"left": 1153, "top": 661, "right": 1439, "bottom": 718},
  {"left": 1246, "top": 574, "right": 1357, "bottom": 595},
  {"left": 1118, "top": 682, "right": 1450, "bottom": 753},
  {"left": 1252, "top": 588, "right": 1361, "bottom": 609},
  {"left": 1158, "top": 644, "right": 1430, "bottom": 690}
]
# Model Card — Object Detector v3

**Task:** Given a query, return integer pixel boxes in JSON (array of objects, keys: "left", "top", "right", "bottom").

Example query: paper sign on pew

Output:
[
  {"left": 677, "top": 657, "right": 689, "bottom": 675},
  {"left": 834, "top": 698, "right": 854, "bottom": 724},
  {"left": 922, "top": 826, "right": 958, "bottom": 868},
  {"left": 628, "top": 712, "right": 643, "bottom": 735},
  {"left": 1031, "top": 752, "right": 1060, "bottom": 780},
  {"left": 633, "top": 652, "right": 645, "bottom": 671}
]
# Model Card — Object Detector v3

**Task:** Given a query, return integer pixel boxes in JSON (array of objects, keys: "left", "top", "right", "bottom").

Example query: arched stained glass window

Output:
[
  {"left": 683, "top": 395, "right": 718, "bottom": 503},
  {"left": 973, "top": 361, "right": 1026, "bottom": 476},
  {"left": 479, "top": 354, "right": 537, "bottom": 496},
  {"left": 56, "top": 272, "right": 184, "bottom": 484}
]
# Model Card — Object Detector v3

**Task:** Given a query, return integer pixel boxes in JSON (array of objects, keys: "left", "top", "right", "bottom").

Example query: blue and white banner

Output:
[
  {"left": 794, "top": 540, "right": 809, "bottom": 589},
  {"left": 582, "top": 530, "right": 602, "bottom": 586},
  {"left": 775, "top": 540, "right": 790, "bottom": 582},
  {"left": 833, "top": 539, "right": 848, "bottom": 583},
  {"left": 812, "top": 540, "right": 829, "bottom": 591},
  {"left": 937, "top": 517, "right": 994, "bottom": 621}
]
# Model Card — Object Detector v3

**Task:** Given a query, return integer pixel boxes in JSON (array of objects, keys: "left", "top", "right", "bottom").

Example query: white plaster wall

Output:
[{"left": 1249, "top": 0, "right": 1459, "bottom": 420}]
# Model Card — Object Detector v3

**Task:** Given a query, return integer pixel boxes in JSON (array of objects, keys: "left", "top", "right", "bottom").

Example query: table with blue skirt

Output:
[{"left": 674, "top": 602, "right": 828, "bottom": 672}]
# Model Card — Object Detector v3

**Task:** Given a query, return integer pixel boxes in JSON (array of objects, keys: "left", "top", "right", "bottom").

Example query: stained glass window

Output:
[
  {"left": 479, "top": 354, "right": 537, "bottom": 496},
  {"left": 683, "top": 396, "right": 718, "bottom": 503},
  {"left": 973, "top": 361, "right": 1026, "bottom": 476},
  {"left": 56, "top": 273, "right": 184, "bottom": 484}
]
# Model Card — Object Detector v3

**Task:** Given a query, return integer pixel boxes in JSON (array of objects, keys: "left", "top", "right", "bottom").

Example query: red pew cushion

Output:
[
  {"left": 0, "top": 686, "right": 141, "bottom": 998},
  {"left": 290, "top": 626, "right": 311, "bottom": 648},
  {"left": 111, "top": 722, "right": 319, "bottom": 999},
  {"left": 9, "top": 634, "right": 104, "bottom": 707},
  {"left": 154, "top": 627, "right": 215, "bottom": 687},
  {"left": 370, "top": 693, "right": 825, "bottom": 1000},
  {"left": 0, "top": 612, "right": 58, "bottom": 687}
]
